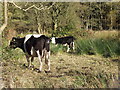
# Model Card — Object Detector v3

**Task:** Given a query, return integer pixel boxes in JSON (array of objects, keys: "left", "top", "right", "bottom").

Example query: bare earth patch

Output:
[{"left": 2, "top": 53, "right": 119, "bottom": 88}]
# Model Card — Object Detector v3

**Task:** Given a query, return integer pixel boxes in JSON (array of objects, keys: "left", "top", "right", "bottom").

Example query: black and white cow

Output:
[
  {"left": 9, "top": 34, "right": 51, "bottom": 72},
  {"left": 51, "top": 36, "right": 75, "bottom": 52}
]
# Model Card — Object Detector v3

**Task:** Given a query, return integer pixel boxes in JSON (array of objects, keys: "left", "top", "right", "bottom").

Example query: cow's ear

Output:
[
  {"left": 12, "top": 37, "right": 16, "bottom": 41},
  {"left": 12, "top": 37, "right": 16, "bottom": 39}
]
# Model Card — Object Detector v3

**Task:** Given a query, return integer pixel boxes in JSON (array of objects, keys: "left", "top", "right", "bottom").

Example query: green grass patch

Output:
[
  {"left": 74, "top": 72, "right": 110, "bottom": 88},
  {"left": 50, "top": 43, "right": 66, "bottom": 54},
  {"left": 75, "top": 38, "right": 120, "bottom": 57},
  {"left": 1, "top": 39, "right": 24, "bottom": 61}
]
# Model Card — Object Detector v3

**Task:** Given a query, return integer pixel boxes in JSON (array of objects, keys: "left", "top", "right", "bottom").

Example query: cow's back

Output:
[
  {"left": 56, "top": 36, "right": 74, "bottom": 44},
  {"left": 33, "top": 35, "right": 50, "bottom": 51}
]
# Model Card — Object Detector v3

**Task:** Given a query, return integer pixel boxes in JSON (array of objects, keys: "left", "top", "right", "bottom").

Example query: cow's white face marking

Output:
[
  {"left": 51, "top": 37, "right": 56, "bottom": 44},
  {"left": 13, "top": 39, "right": 16, "bottom": 41}
]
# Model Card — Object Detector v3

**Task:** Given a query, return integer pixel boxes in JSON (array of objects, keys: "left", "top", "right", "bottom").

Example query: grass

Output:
[
  {"left": 1, "top": 40, "right": 24, "bottom": 61},
  {"left": 50, "top": 37, "right": 120, "bottom": 58},
  {"left": 2, "top": 52, "right": 119, "bottom": 88},
  {"left": 75, "top": 38, "right": 120, "bottom": 57},
  {"left": 50, "top": 30, "right": 120, "bottom": 58},
  {"left": 50, "top": 44, "right": 65, "bottom": 54}
]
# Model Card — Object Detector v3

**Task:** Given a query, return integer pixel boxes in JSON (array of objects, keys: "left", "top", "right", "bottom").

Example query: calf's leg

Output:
[{"left": 67, "top": 45, "right": 70, "bottom": 52}]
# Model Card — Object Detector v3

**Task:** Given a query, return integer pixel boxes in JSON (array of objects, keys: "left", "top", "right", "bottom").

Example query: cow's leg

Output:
[
  {"left": 31, "top": 57, "right": 34, "bottom": 68},
  {"left": 42, "top": 49, "right": 45, "bottom": 58},
  {"left": 67, "top": 45, "right": 70, "bottom": 52},
  {"left": 31, "top": 57, "right": 34, "bottom": 62},
  {"left": 45, "top": 51, "right": 50, "bottom": 72},
  {"left": 36, "top": 50, "right": 42, "bottom": 72},
  {"left": 25, "top": 55, "right": 31, "bottom": 68}
]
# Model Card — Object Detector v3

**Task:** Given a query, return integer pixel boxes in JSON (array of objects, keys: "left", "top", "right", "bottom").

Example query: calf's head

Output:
[
  {"left": 51, "top": 37, "right": 56, "bottom": 44},
  {"left": 9, "top": 37, "right": 20, "bottom": 49}
]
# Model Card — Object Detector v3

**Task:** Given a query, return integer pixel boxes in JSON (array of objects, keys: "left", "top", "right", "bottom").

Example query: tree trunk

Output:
[
  {"left": 38, "top": 23, "right": 42, "bottom": 34},
  {"left": 110, "top": 4, "right": 113, "bottom": 30},
  {"left": 54, "top": 21, "right": 57, "bottom": 31},
  {"left": 52, "top": 21, "right": 57, "bottom": 31},
  {"left": 100, "top": 14, "right": 103, "bottom": 30},
  {"left": 0, "top": 0, "right": 7, "bottom": 88},
  {"left": 35, "top": 10, "right": 42, "bottom": 34},
  {"left": 86, "top": 16, "right": 89, "bottom": 30},
  {"left": 99, "top": 3, "right": 103, "bottom": 30},
  {"left": 0, "top": 0, "right": 7, "bottom": 35},
  {"left": 86, "top": 22, "right": 89, "bottom": 30}
]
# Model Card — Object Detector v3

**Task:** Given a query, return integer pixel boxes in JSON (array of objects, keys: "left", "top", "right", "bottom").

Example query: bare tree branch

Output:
[
  {"left": 25, "top": 2, "right": 28, "bottom": 6},
  {"left": 10, "top": 1, "right": 55, "bottom": 11},
  {"left": 0, "top": 1, "right": 55, "bottom": 34}
]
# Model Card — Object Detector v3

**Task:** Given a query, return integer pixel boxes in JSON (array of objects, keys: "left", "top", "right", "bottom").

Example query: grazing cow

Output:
[
  {"left": 9, "top": 34, "right": 51, "bottom": 72},
  {"left": 51, "top": 36, "right": 75, "bottom": 52}
]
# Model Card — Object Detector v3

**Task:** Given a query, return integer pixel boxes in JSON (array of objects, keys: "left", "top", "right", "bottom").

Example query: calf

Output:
[
  {"left": 51, "top": 36, "right": 75, "bottom": 52},
  {"left": 9, "top": 34, "right": 51, "bottom": 72}
]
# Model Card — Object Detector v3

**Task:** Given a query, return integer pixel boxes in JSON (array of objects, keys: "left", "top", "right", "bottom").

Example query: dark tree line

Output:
[{"left": 0, "top": 2, "right": 120, "bottom": 36}]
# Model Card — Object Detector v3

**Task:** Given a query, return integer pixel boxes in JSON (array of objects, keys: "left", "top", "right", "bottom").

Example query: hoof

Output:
[
  {"left": 23, "top": 64, "right": 27, "bottom": 68},
  {"left": 33, "top": 68, "right": 38, "bottom": 71},
  {"left": 27, "top": 65, "right": 34, "bottom": 70},
  {"left": 28, "top": 66, "right": 32, "bottom": 70},
  {"left": 30, "top": 65, "right": 34, "bottom": 68},
  {"left": 37, "top": 70, "right": 41, "bottom": 73},
  {"left": 45, "top": 70, "right": 51, "bottom": 73},
  {"left": 34, "top": 68, "right": 41, "bottom": 73}
]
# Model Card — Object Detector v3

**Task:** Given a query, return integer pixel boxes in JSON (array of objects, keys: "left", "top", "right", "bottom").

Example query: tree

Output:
[
  {"left": 5, "top": 2, "right": 55, "bottom": 34},
  {"left": 0, "top": 0, "right": 7, "bottom": 35}
]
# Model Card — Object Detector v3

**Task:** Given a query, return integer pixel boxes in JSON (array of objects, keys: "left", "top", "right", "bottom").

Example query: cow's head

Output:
[
  {"left": 9, "top": 37, "right": 20, "bottom": 49},
  {"left": 50, "top": 34, "right": 55, "bottom": 44},
  {"left": 51, "top": 37, "right": 56, "bottom": 44}
]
